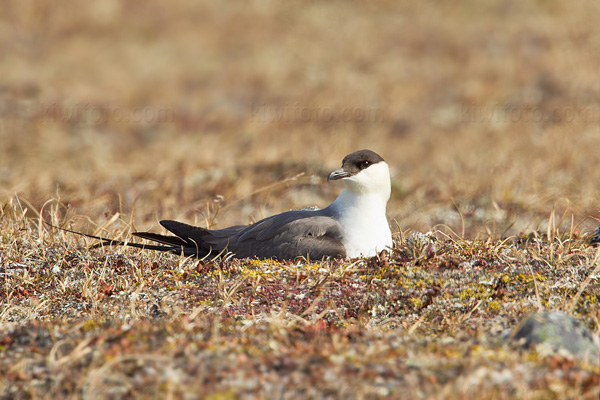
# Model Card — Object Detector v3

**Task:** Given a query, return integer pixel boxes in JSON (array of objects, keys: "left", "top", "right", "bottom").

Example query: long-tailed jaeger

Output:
[{"left": 81, "top": 149, "right": 393, "bottom": 260}]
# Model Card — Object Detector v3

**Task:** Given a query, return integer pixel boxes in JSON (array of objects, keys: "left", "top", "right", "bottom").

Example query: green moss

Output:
[{"left": 486, "top": 300, "right": 501, "bottom": 312}]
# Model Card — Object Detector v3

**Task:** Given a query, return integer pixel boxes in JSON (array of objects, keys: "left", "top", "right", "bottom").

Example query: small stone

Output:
[{"left": 508, "top": 311, "right": 600, "bottom": 365}]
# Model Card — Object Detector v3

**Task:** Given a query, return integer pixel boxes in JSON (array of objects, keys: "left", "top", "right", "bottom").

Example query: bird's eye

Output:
[{"left": 358, "top": 160, "right": 371, "bottom": 170}]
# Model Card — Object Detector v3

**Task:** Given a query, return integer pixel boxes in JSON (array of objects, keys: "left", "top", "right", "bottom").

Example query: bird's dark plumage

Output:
[
  {"left": 149, "top": 208, "right": 346, "bottom": 259},
  {"left": 328, "top": 149, "right": 385, "bottom": 181},
  {"left": 65, "top": 207, "right": 347, "bottom": 260}
]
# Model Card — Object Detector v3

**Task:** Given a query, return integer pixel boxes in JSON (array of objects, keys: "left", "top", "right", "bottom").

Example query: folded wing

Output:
[
  {"left": 146, "top": 209, "right": 346, "bottom": 260},
  {"left": 229, "top": 209, "right": 346, "bottom": 259}
]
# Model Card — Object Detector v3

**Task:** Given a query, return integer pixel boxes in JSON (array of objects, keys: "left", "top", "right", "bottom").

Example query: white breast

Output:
[
  {"left": 330, "top": 191, "right": 392, "bottom": 258},
  {"left": 328, "top": 161, "right": 393, "bottom": 258}
]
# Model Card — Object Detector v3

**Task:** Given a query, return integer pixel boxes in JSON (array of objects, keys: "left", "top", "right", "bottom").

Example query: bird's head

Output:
[{"left": 328, "top": 149, "right": 391, "bottom": 198}]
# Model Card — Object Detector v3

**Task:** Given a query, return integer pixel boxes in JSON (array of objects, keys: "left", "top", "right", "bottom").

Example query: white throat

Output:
[{"left": 329, "top": 162, "right": 393, "bottom": 258}]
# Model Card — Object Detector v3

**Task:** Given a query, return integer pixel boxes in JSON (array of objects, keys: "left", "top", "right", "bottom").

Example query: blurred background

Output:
[{"left": 1, "top": 0, "right": 599, "bottom": 238}]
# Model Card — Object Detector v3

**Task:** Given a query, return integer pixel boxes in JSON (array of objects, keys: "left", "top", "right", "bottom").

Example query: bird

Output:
[
  {"left": 590, "top": 224, "right": 600, "bottom": 246},
  {"left": 69, "top": 149, "right": 393, "bottom": 260}
]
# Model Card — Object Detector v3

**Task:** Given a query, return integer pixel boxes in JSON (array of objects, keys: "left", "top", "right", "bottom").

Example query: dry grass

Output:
[
  {"left": 2, "top": 200, "right": 599, "bottom": 399},
  {"left": 1, "top": 0, "right": 600, "bottom": 398}
]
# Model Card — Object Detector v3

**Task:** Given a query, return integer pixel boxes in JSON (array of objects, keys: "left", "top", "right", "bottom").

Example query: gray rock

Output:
[{"left": 508, "top": 311, "right": 599, "bottom": 365}]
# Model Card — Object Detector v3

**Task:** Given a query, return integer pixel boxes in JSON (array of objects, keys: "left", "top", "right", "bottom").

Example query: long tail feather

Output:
[
  {"left": 44, "top": 221, "right": 180, "bottom": 253},
  {"left": 132, "top": 231, "right": 188, "bottom": 247}
]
